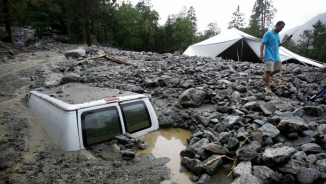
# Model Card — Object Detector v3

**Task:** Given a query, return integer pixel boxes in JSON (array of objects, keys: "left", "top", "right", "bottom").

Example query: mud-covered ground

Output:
[{"left": 0, "top": 47, "right": 171, "bottom": 184}]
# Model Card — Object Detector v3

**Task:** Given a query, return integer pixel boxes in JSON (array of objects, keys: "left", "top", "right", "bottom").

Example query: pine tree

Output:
[
  {"left": 246, "top": 0, "right": 277, "bottom": 38},
  {"left": 228, "top": 5, "right": 245, "bottom": 29}
]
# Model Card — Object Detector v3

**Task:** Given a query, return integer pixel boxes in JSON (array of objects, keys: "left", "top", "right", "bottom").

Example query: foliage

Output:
[
  {"left": 228, "top": 5, "right": 245, "bottom": 29},
  {"left": 245, "top": 0, "right": 277, "bottom": 38}
]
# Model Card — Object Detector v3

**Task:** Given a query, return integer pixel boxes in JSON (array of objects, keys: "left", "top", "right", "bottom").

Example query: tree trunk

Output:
[
  {"left": 3, "top": 0, "right": 13, "bottom": 43},
  {"left": 83, "top": 0, "right": 92, "bottom": 46}
]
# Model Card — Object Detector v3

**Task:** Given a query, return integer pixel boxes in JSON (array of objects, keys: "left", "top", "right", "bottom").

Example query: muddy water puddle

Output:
[{"left": 136, "top": 128, "right": 233, "bottom": 184}]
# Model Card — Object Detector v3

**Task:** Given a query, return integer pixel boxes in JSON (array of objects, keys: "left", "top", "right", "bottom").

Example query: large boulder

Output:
[
  {"left": 64, "top": 49, "right": 86, "bottom": 58},
  {"left": 296, "top": 168, "right": 321, "bottom": 184},
  {"left": 181, "top": 157, "right": 203, "bottom": 174},
  {"left": 202, "top": 155, "right": 223, "bottom": 174},
  {"left": 253, "top": 166, "right": 280, "bottom": 184},
  {"left": 277, "top": 116, "right": 309, "bottom": 133},
  {"left": 180, "top": 138, "right": 209, "bottom": 158},
  {"left": 259, "top": 123, "right": 280, "bottom": 138},
  {"left": 262, "top": 146, "right": 296, "bottom": 166},
  {"left": 61, "top": 73, "right": 80, "bottom": 84},
  {"left": 178, "top": 88, "right": 206, "bottom": 107},
  {"left": 233, "top": 161, "right": 252, "bottom": 178},
  {"left": 231, "top": 174, "right": 260, "bottom": 184}
]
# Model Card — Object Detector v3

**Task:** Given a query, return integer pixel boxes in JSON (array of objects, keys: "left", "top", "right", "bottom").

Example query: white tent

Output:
[{"left": 183, "top": 28, "right": 324, "bottom": 68}]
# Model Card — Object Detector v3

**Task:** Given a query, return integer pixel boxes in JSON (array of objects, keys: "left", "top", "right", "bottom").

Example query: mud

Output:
[{"left": 0, "top": 49, "right": 171, "bottom": 184}]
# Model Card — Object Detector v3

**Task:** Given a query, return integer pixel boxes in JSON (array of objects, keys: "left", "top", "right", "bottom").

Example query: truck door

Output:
[{"left": 77, "top": 103, "right": 125, "bottom": 148}]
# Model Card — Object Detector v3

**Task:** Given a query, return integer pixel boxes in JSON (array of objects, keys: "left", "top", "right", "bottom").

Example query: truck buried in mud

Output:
[{"left": 26, "top": 83, "right": 159, "bottom": 151}]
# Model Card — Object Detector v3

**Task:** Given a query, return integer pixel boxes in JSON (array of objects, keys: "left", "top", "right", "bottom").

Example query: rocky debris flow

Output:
[{"left": 2, "top": 41, "right": 326, "bottom": 184}]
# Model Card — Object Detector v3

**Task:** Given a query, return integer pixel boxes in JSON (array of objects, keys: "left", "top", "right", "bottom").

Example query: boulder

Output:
[
  {"left": 301, "top": 143, "right": 322, "bottom": 153},
  {"left": 202, "top": 155, "right": 223, "bottom": 174},
  {"left": 277, "top": 116, "right": 309, "bottom": 133},
  {"left": 64, "top": 49, "right": 86, "bottom": 58},
  {"left": 262, "top": 146, "right": 296, "bottom": 166},
  {"left": 233, "top": 161, "right": 252, "bottom": 178},
  {"left": 259, "top": 123, "right": 280, "bottom": 138},
  {"left": 252, "top": 166, "right": 280, "bottom": 184},
  {"left": 222, "top": 115, "right": 243, "bottom": 129},
  {"left": 181, "top": 157, "right": 203, "bottom": 174},
  {"left": 231, "top": 174, "right": 260, "bottom": 184},
  {"left": 203, "top": 143, "right": 229, "bottom": 155},
  {"left": 296, "top": 168, "right": 321, "bottom": 184},
  {"left": 198, "top": 174, "right": 211, "bottom": 184},
  {"left": 61, "top": 73, "right": 80, "bottom": 84},
  {"left": 178, "top": 88, "right": 206, "bottom": 107}
]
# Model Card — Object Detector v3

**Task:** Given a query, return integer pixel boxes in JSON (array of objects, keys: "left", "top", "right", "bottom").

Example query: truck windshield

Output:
[
  {"left": 120, "top": 101, "right": 151, "bottom": 133},
  {"left": 81, "top": 106, "right": 121, "bottom": 146}
]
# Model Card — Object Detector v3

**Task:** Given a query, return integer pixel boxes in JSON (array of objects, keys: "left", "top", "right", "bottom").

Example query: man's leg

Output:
[
  {"left": 271, "top": 61, "right": 282, "bottom": 76},
  {"left": 264, "top": 61, "right": 274, "bottom": 91}
]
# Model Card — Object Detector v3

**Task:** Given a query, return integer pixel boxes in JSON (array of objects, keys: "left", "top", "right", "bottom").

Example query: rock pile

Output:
[{"left": 31, "top": 46, "right": 326, "bottom": 184}]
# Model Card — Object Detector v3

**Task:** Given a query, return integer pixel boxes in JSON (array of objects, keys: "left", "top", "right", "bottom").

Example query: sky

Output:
[{"left": 127, "top": 0, "right": 326, "bottom": 33}]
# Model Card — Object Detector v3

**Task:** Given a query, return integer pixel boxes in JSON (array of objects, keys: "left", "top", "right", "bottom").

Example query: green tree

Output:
[
  {"left": 228, "top": 5, "right": 245, "bottom": 29},
  {"left": 246, "top": 0, "right": 277, "bottom": 38},
  {"left": 204, "top": 22, "right": 220, "bottom": 38}
]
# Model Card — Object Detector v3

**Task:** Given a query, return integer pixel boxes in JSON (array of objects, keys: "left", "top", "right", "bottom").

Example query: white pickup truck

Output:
[{"left": 26, "top": 83, "right": 159, "bottom": 151}]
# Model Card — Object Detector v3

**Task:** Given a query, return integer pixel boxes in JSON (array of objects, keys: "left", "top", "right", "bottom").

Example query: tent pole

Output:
[
  {"left": 241, "top": 38, "right": 244, "bottom": 61},
  {"left": 236, "top": 47, "right": 239, "bottom": 61}
]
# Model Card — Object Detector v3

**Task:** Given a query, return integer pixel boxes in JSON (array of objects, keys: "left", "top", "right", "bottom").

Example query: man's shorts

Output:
[{"left": 265, "top": 60, "right": 282, "bottom": 71}]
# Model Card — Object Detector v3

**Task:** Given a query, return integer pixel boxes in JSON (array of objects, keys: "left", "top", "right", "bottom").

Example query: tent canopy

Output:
[{"left": 183, "top": 28, "right": 324, "bottom": 68}]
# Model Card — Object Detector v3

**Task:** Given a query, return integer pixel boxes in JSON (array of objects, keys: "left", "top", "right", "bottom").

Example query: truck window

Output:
[
  {"left": 81, "top": 106, "right": 121, "bottom": 146},
  {"left": 120, "top": 101, "right": 151, "bottom": 133}
]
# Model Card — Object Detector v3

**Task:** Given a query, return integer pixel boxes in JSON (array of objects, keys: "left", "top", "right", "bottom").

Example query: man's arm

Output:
[
  {"left": 260, "top": 43, "right": 265, "bottom": 61},
  {"left": 279, "top": 37, "right": 291, "bottom": 47}
]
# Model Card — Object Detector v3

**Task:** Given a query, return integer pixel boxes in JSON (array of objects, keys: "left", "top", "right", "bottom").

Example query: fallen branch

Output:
[
  {"left": 76, "top": 54, "right": 105, "bottom": 65},
  {"left": 103, "top": 51, "right": 132, "bottom": 66},
  {"left": 204, "top": 155, "right": 234, "bottom": 166}
]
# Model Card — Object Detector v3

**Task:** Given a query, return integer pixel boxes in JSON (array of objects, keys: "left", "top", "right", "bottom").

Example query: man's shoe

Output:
[{"left": 265, "top": 87, "right": 276, "bottom": 96}]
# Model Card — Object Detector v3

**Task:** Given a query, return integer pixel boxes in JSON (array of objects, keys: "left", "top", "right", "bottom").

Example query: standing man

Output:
[{"left": 260, "top": 21, "right": 291, "bottom": 94}]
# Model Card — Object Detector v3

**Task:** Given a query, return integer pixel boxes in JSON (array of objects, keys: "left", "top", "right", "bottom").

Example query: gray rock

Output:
[
  {"left": 296, "top": 168, "right": 321, "bottom": 184},
  {"left": 259, "top": 123, "right": 280, "bottom": 138},
  {"left": 277, "top": 116, "right": 309, "bottom": 133},
  {"left": 292, "top": 108, "right": 305, "bottom": 117},
  {"left": 226, "top": 138, "right": 239, "bottom": 149},
  {"left": 243, "top": 101, "right": 257, "bottom": 110},
  {"left": 292, "top": 151, "right": 307, "bottom": 160},
  {"left": 231, "top": 91, "right": 242, "bottom": 104},
  {"left": 303, "top": 106, "right": 323, "bottom": 117},
  {"left": 222, "top": 115, "right": 242, "bottom": 129},
  {"left": 181, "top": 79, "right": 194, "bottom": 88},
  {"left": 236, "top": 85, "right": 247, "bottom": 93},
  {"left": 301, "top": 143, "right": 322, "bottom": 153},
  {"left": 114, "top": 134, "right": 130, "bottom": 144},
  {"left": 316, "top": 159, "right": 326, "bottom": 172},
  {"left": 64, "top": 49, "right": 86, "bottom": 58},
  {"left": 159, "top": 115, "right": 173, "bottom": 127},
  {"left": 233, "top": 161, "right": 252, "bottom": 178},
  {"left": 178, "top": 88, "right": 206, "bottom": 107},
  {"left": 218, "top": 132, "right": 232, "bottom": 143},
  {"left": 202, "top": 155, "right": 223, "bottom": 174},
  {"left": 293, "top": 67, "right": 302, "bottom": 74},
  {"left": 280, "top": 174, "right": 295, "bottom": 184},
  {"left": 198, "top": 115, "right": 210, "bottom": 126},
  {"left": 203, "top": 143, "right": 229, "bottom": 155},
  {"left": 262, "top": 146, "right": 296, "bottom": 166},
  {"left": 137, "top": 142, "right": 150, "bottom": 150},
  {"left": 181, "top": 157, "right": 203, "bottom": 174},
  {"left": 305, "top": 154, "right": 317, "bottom": 164},
  {"left": 216, "top": 105, "right": 232, "bottom": 113},
  {"left": 237, "top": 141, "right": 261, "bottom": 161},
  {"left": 231, "top": 174, "right": 260, "bottom": 184},
  {"left": 259, "top": 102, "right": 276, "bottom": 116},
  {"left": 253, "top": 166, "right": 280, "bottom": 184},
  {"left": 120, "top": 149, "right": 136, "bottom": 160},
  {"left": 181, "top": 138, "right": 210, "bottom": 158},
  {"left": 198, "top": 174, "right": 211, "bottom": 184},
  {"left": 278, "top": 159, "right": 305, "bottom": 174},
  {"left": 61, "top": 73, "right": 80, "bottom": 84},
  {"left": 318, "top": 124, "right": 326, "bottom": 135}
]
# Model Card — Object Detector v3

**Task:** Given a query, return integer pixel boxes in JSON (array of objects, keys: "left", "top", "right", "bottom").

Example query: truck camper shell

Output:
[{"left": 27, "top": 83, "right": 159, "bottom": 151}]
